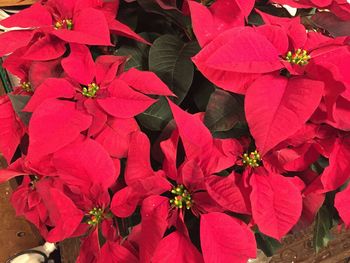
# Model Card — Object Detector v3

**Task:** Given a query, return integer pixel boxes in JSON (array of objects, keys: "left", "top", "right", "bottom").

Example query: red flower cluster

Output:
[
  {"left": 272, "top": 0, "right": 350, "bottom": 20},
  {"left": 0, "top": 0, "right": 350, "bottom": 262}
]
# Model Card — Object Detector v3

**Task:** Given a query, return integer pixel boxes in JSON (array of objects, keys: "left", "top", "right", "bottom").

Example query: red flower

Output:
[
  {"left": 192, "top": 13, "right": 347, "bottom": 96},
  {"left": 0, "top": 0, "right": 147, "bottom": 60},
  {"left": 111, "top": 101, "right": 255, "bottom": 262},
  {"left": 0, "top": 138, "right": 117, "bottom": 242},
  {"left": 24, "top": 45, "right": 172, "bottom": 159},
  {"left": 0, "top": 156, "right": 81, "bottom": 241}
]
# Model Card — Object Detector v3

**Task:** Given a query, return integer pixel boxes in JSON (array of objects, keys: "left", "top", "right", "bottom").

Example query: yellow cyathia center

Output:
[
  {"left": 21, "top": 81, "right": 32, "bottom": 92},
  {"left": 170, "top": 185, "right": 192, "bottom": 210},
  {"left": 87, "top": 207, "right": 104, "bottom": 226},
  {"left": 285, "top": 49, "right": 311, "bottom": 66},
  {"left": 54, "top": 19, "right": 73, "bottom": 30},
  {"left": 242, "top": 150, "right": 261, "bottom": 168},
  {"left": 82, "top": 83, "right": 99, "bottom": 98}
]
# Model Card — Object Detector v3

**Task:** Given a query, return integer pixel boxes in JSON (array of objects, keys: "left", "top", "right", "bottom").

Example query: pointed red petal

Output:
[
  {"left": 188, "top": 0, "right": 244, "bottom": 47},
  {"left": 193, "top": 27, "right": 282, "bottom": 74},
  {"left": 94, "top": 117, "right": 139, "bottom": 158},
  {"left": 61, "top": 44, "right": 96, "bottom": 85},
  {"left": 0, "top": 96, "right": 25, "bottom": 164},
  {"left": 36, "top": 184, "right": 84, "bottom": 242},
  {"left": 23, "top": 78, "right": 76, "bottom": 112},
  {"left": 321, "top": 136, "right": 350, "bottom": 191},
  {"left": 52, "top": 8, "right": 112, "bottom": 46},
  {"left": 152, "top": 231, "right": 204, "bottom": 263},
  {"left": 97, "top": 80, "right": 156, "bottom": 118},
  {"left": 335, "top": 184, "right": 350, "bottom": 227},
  {"left": 159, "top": 128, "right": 179, "bottom": 180},
  {"left": 119, "top": 68, "right": 174, "bottom": 96},
  {"left": 95, "top": 55, "right": 126, "bottom": 85},
  {"left": 140, "top": 196, "right": 169, "bottom": 263},
  {"left": 250, "top": 171, "right": 303, "bottom": 240},
  {"left": 246, "top": 75, "right": 324, "bottom": 155},
  {"left": 125, "top": 131, "right": 155, "bottom": 185},
  {"left": 84, "top": 99, "right": 108, "bottom": 136},
  {"left": 22, "top": 34, "right": 66, "bottom": 61},
  {"left": 110, "top": 176, "right": 171, "bottom": 217},
  {"left": 53, "top": 138, "right": 117, "bottom": 190},
  {"left": 167, "top": 99, "right": 213, "bottom": 159},
  {"left": 108, "top": 19, "right": 149, "bottom": 44},
  {"left": 99, "top": 241, "right": 139, "bottom": 263},
  {"left": 200, "top": 212, "right": 256, "bottom": 263},
  {"left": 205, "top": 173, "right": 250, "bottom": 214},
  {"left": 191, "top": 61, "right": 259, "bottom": 94},
  {"left": 0, "top": 3, "right": 52, "bottom": 28},
  {"left": 76, "top": 229, "right": 100, "bottom": 263},
  {"left": 0, "top": 30, "right": 33, "bottom": 57},
  {"left": 0, "top": 158, "right": 28, "bottom": 183},
  {"left": 180, "top": 160, "right": 205, "bottom": 191},
  {"left": 28, "top": 99, "right": 92, "bottom": 160}
]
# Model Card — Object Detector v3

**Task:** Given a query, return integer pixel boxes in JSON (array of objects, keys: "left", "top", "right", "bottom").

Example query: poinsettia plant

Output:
[{"left": 1, "top": 0, "right": 350, "bottom": 261}]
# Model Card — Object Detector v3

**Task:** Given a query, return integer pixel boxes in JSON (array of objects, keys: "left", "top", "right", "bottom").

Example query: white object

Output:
[
  {"left": 8, "top": 242, "right": 56, "bottom": 263},
  {"left": 283, "top": 4, "right": 298, "bottom": 16}
]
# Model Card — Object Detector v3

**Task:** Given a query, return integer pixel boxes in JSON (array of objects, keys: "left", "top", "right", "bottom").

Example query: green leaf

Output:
[
  {"left": 311, "top": 12, "right": 350, "bottom": 37},
  {"left": 255, "top": 230, "right": 282, "bottom": 257},
  {"left": 192, "top": 76, "right": 215, "bottom": 112},
  {"left": 204, "top": 89, "right": 245, "bottom": 132},
  {"left": 149, "top": 34, "right": 200, "bottom": 104},
  {"left": 313, "top": 206, "right": 332, "bottom": 253},
  {"left": 115, "top": 33, "right": 157, "bottom": 71},
  {"left": 212, "top": 122, "right": 250, "bottom": 139},
  {"left": 8, "top": 94, "right": 31, "bottom": 125},
  {"left": 137, "top": 97, "right": 172, "bottom": 131}
]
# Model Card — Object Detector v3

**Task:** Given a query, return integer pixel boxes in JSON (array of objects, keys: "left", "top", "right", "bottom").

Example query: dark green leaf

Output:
[
  {"left": 204, "top": 89, "right": 245, "bottom": 132},
  {"left": 255, "top": 231, "right": 282, "bottom": 257},
  {"left": 311, "top": 12, "right": 350, "bottom": 37},
  {"left": 8, "top": 94, "right": 31, "bottom": 125},
  {"left": 313, "top": 206, "right": 332, "bottom": 253},
  {"left": 149, "top": 34, "right": 200, "bottom": 104},
  {"left": 192, "top": 77, "right": 215, "bottom": 112},
  {"left": 137, "top": 97, "right": 172, "bottom": 131},
  {"left": 115, "top": 33, "right": 156, "bottom": 71},
  {"left": 212, "top": 122, "right": 250, "bottom": 139}
]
